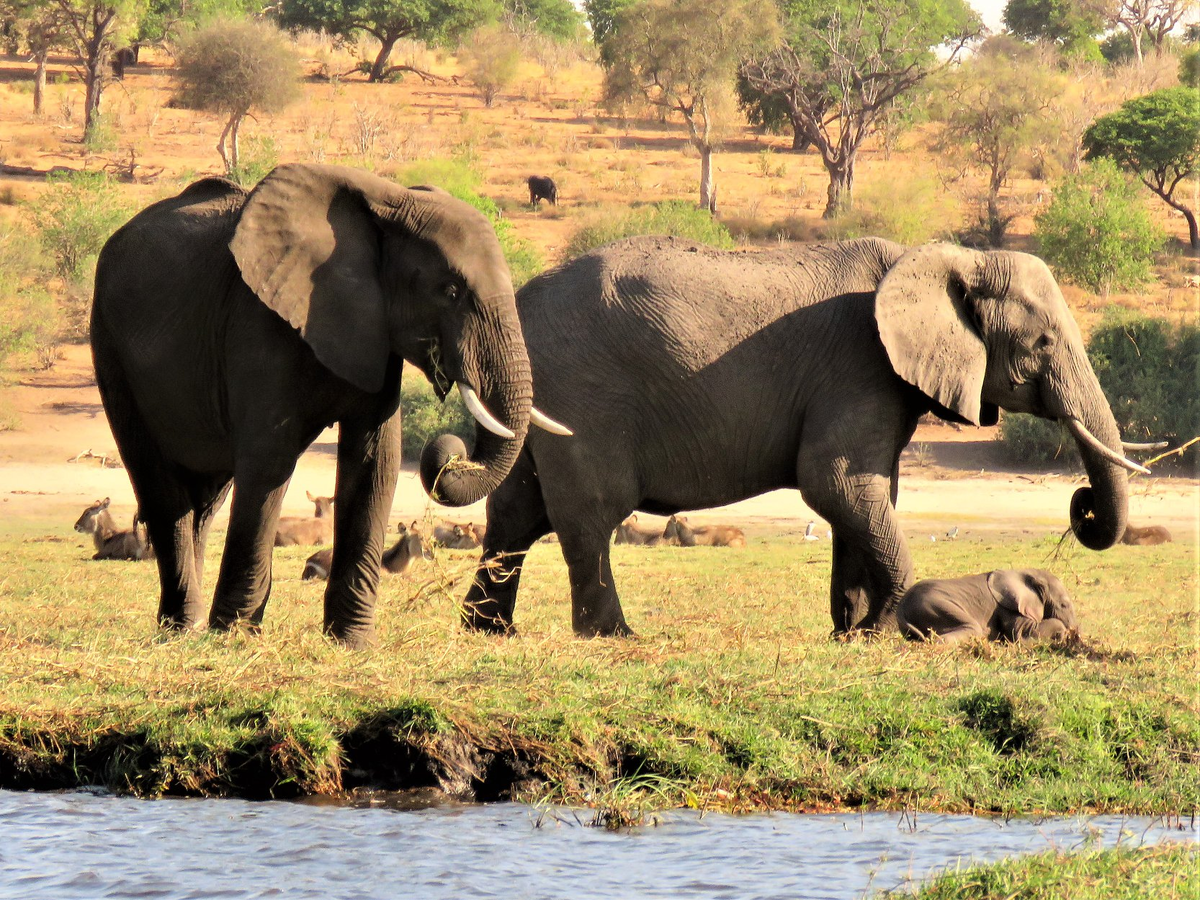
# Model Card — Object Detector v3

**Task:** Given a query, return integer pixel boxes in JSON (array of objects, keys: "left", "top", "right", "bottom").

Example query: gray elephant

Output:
[
  {"left": 897, "top": 569, "right": 1078, "bottom": 643},
  {"left": 458, "top": 236, "right": 1144, "bottom": 637},
  {"left": 92, "top": 163, "right": 567, "bottom": 648}
]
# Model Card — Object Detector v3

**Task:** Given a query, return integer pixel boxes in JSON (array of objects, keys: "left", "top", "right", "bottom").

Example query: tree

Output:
[
  {"left": 502, "top": 0, "right": 583, "bottom": 40},
  {"left": 741, "top": 0, "right": 979, "bottom": 218},
  {"left": 930, "top": 36, "right": 1062, "bottom": 246},
  {"left": 1110, "top": 0, "right": 1192, "bottom": 65},
  {"left": 173, "top": 19, "right": 302, "bottom": 172},
  {"left": 1002, "top": 0, "right": 1106, "bottom": 58},
  {"left": 1035, "top": 158, "right": 1164, "bottom": 293},
  {"left": 582, "top": 0, "right": 633, "bottom": 46},
  {"left": 136, "top": 0, "right": 258, "bottom": 49},
  {"left": 602, "top": 0, "right": 780, "bottom": 212},
  {"left": 1, "top": 0, "right": 62, "bottom": 114},
  {"left": 52, "top": 0, "right": 147, "bottom": 136},
  {"left": 1083, "top": 86, "right": 1200, "bottom": 250},
  {"left": 278, "top": 0, "right": 497, "bottom": 82},
  {"left": 461, "top": 22, "right": 520, "bottom": 106}
]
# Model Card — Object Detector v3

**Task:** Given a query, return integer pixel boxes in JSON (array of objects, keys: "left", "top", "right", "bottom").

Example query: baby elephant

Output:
[
  {"left": 527, "top": 175, "right": 557, "bottom": 207},
  {"left": 662, "top": 515, "right": 745, "bottom": 548},
  {"left": 898, "top": 569, "right": 1077, "bottom": 644},
  {"left": 1121, "top": 523, "right": 1172, "bottom": 545}
]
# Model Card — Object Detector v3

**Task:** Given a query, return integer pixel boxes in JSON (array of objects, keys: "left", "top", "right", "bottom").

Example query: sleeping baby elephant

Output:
[{"left": 898, "top": 569, "right": 1077, "bottom": 644}]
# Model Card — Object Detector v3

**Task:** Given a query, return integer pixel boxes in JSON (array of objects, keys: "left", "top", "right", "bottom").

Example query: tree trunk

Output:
[
  {"left": 822, "top": 158, "right": 854, "bottom": 219},
  {"left": 230, "top": 113, "right": 243, "bottom": 170},
  {"left": 1184, "top": 208, "right": 1199, "bottom": 252},
  {"left": 83, "top": 56, "right": 103, "bottom": 135},
  {"left": 218, "top": 113, "right": 235, "bottom": 172},
  {"left": 33, "top": 50, "right": 47, "bottom": 116},
  {"left": 789, "top": 110, "right": 810, "bottom": 153},
  {"left": 698, "top": 144, "right": 715, "bottom": 212},
  {"left": 369, "top": 36, "right": 398, "bottom": 83}
]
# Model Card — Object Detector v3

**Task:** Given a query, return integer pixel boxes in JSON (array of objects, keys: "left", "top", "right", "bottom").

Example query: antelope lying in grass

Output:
[
  {"left": 1121, "top": 523, "right": 1172, "bottom": 545},
  {"left": 432, "top": 520, "right": 483, "bottom": 549},
  {"left": 613, "top": 515, "right": 664, "bottom": 546},
  {"left": 74, "top": 498, "right": 153, "bottom": 560},
  {"left": 302, "top": 521, "right": 431, "bottom": 581},
  {"left": 275, "top": 492, "right": 334, "bottom": 547},
  {"left": 662, "top": 515, "right": 746, "bottom": 548}
]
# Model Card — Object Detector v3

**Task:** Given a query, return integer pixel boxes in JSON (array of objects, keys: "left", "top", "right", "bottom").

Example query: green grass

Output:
[
  {"left": 0, "top": 527, "right": 1196, "bottom": 817},
  {"left": 898, "top": 842, "right": 1199, "bottom": 899}
]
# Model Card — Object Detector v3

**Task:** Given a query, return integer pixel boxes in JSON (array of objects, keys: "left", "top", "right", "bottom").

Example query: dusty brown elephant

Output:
[
  {"left": 459, "top": 237, "right": 1146, "bottom": 638},
  {"left": 91, "top": 164, "right": 568, "bottom": 648}
]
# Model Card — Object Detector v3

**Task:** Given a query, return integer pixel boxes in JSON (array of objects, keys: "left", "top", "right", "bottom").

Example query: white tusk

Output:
[
  {"left": 1064, "top": 418, "right": 1151, "bottom": 475},
  {"left": 457, "top": 383, "right": 515, "bottom": 439},
  {"left": 530, "top": 406, "right": 573, "bottom": 436},
  {"left": 1121, "top": 440, "right": 1169, "bottom": 451}
]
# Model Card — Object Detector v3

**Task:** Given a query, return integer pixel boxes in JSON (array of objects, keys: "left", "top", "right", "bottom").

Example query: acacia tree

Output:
[
  {"left": 173, "top": 19, "right": 301, "bottom": 172},
  {"left": 1084, "top": 86, "right": 1200, "bottom": 250},
  {"left": 741, "top": 0, "right": 978, "bottom": 218},
  {"left": 602, "top": 0, "right": 779, "bottom": 212},
  {"left": 278, "top": 0, "right": 496, "bottom": 82},
  {"left": 1002, "top": 0, "right": 1106, "bottom": 58},
  {"left": 1110, "top": 0, "right": 1192, "bottom": 65},
  {"left": 52, "top": 0, "right": 146, "bottom": 136},
  {"left": 930, "top": 36, "right": 1062, "bottom": 246},
  {"left": 2, "top": 0, "right": 62, "bottom": 114}
]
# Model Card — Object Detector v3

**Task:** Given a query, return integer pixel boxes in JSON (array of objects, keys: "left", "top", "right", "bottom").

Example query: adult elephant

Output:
[
  {"left": 457, "top": 236, "right": 1146, "bottom": 637},
  {"left": 92, "top": 164, "right": 567, "bottom": 648}
]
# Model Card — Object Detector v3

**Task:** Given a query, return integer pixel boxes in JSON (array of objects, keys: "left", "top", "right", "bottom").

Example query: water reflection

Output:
[{"left": 0, "top": 789, "right": 1193, "bottom": 900}]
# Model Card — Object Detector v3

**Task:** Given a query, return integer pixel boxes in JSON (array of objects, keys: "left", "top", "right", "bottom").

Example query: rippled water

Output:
[{"left": 0, "top": 790, "right": 1193, "bottom": 900}]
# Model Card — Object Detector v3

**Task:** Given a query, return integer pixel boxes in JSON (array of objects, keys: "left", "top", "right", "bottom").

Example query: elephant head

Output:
[
  {"left": 875, "top": 244, "right": 1146, "bottom": 551},
  {"left": 228, "top": 164, "right": 566, "bottom": 508},
  {"left": 987, "top": 568, "right": 1078, "bottom": 632}
]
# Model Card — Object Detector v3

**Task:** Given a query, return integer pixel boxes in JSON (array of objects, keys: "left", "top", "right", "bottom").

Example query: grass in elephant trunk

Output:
[{"left": 0, "top": 527, "right": 1195, "bottom": 819}]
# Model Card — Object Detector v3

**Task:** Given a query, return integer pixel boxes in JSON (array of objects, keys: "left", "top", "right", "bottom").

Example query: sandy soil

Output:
[{"left": 2, "top": 345, "right": 1195, "bottom": 549}]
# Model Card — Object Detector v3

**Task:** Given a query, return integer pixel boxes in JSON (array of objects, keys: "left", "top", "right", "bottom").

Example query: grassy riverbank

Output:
[
  {"left": 1, "top": 525, "right": 1196, "bottom": 817},
  {"left": 900, "top": 842, "right": 1199, "bottom": 899}
]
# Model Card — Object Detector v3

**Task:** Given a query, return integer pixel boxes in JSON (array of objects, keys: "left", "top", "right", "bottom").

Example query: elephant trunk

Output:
[
  {"left": 420, "top": 303, "right": 532, "bottom": 507},
  {"left": 1063, "top": 379, "right": 1129, "bottom": 551}
]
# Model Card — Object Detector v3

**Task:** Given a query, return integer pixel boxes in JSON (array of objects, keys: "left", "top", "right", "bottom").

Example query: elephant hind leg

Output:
[{"left": 464, "top": 452, "right": 552, "bottom": 633}]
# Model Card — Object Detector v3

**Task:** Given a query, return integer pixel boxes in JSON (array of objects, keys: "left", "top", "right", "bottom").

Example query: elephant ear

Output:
[
  {"left": 987, "top": 570, "right": 1044, "bottom": 621},
  {"left": 875, "top": 244, "right": 995, "bottom": 427},
  {"left": 230, "top": 164, "right": 398, "bottom": 394}
]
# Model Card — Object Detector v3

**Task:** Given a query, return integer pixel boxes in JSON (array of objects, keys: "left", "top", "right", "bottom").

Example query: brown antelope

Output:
[
  {"left": 662, "top": 515, "right": 746, "bottom": 548},
  {"left": 613, "top": 515, "right": 663, "bottom": 546},
  {"left": 1121, "top": 523, "right": 1172, "bottom": 545},
  {"left": 302, "top": 521, "right": 431, "bottom": 581},
  {"left": 432, "top": 520, "right": 483, "bottom": 550},
  {"left": 74, "top": 498, "right": 153, "bottom": 560},
  {"left": 275, "top": 492, "right": 334, "bottom": 547}
]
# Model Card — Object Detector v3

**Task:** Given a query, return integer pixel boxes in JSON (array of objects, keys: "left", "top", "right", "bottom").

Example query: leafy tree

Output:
[
  {"left": 1, "top": 0, "right": 63, "bottom": 114},
  {"left": 929, "top": 36, "right": 1062, "bottom": 246},
  {"left": 582, "top": 0, "right": 633, "bottom": 46},
  {"left": 1035, "top": 158, "right": 1164, "bottom": 293},
  {"left": 741, "top": 0, "right": 979, "bottom": 218},
  {"left": 1181, "top": 48, "right": 1200, "bottom": 87},
  {"left": 502, "top": 0, "right": 582, "bottom": 40},
  {"left": 1083, "top": 86, "right": 1200, "bottom": 249},
  {"left": 278, "top": 0, "right": 497, "bottom": 82},
  {"left": 51, "top": 0, "right": 147, "bottom": 136},
  {"left": 173, "top": 19, "right": 302, "bottom": 172},
  {"left": 602, "top": 0, "right": 780, "bottom": 212},
  {"left": 1002, "top": 0, "right": 1105, "bottom": 58},
  {"left": 460, "top": 23, "right": 520, "bottom": 106},
  {"left": 136, "top": 0, "right": 258, "bottom": 48}
]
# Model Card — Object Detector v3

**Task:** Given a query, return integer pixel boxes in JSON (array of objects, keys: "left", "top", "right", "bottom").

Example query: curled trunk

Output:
[{"left": 1065, "top": 385, "right": 1129, "bottom": 551}]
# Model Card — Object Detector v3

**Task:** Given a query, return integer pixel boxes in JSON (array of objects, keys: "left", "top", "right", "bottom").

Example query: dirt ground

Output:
[{"left": 3, "top": 344, "right": 1195, "bottom": 550}]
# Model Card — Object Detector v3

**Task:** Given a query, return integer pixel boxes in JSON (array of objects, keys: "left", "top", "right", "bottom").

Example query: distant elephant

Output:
[
  {"left": 897, "top": 569, "right": 1078, "bottom": 643},
  {"left": 527, "top": 175, "right": 557, "bottom": 207},
  {"left": 1121, "top": 523, "right": 1172, "bottom": 545},
  {"left": 461, "top": 236, "right": 1143, "bottom": 637},
  {"left": 613, "top": 514, "right": 663, "bottom": 546},
  {"left": 92, "top": 164, "right": 568, "bottom": 648},
  {"left": 662, "top": 515, "right": 745, "bottom": 547}
]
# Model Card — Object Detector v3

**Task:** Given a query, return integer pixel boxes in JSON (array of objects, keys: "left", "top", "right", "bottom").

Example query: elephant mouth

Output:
[{"left": 414, "top": 339, "right": 454, "bottom": 401}]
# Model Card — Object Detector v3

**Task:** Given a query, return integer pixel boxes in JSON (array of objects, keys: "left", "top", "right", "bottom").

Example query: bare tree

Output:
[
  {"left": 1111, "top": 0, "right": 1194, "bottom": 65},
  {"left": 52, "top": 0, "right": 145, "bottom": 136},
  {"left": 741, "top": 0, "right": 979, "bottom": 218},
  {"left": 602, "top": 0, "right": 779, "bottom": 212}
]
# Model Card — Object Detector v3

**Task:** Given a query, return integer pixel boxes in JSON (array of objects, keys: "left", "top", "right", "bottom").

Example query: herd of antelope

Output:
[{"left": 71, "top": 495, "right": 1173, "bottom": 573}]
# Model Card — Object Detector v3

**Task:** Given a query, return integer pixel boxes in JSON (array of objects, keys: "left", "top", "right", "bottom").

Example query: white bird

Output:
[
  {"left": 804, "top": 521, "right": 820, "bottom": 541},
  {"left": 929, "top": 534, "right": 938, "bottom": 542},
  {"left": 946, "top": 526, "right": 959, "bottom": 540}
]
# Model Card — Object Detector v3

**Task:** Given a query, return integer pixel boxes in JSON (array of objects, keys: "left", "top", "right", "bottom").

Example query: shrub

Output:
[
  {"left": 823, "top": 174, "right": 960, "bottom": 246},
  {"left": 399, "top": 371, "right": 473, "bottom": 462},
  {"left": 28, "top": 171, "right": 133, "bottom": 280},
  {"left": 460, "top": 25, "right": 522, "bottom": 107},
  {"left": 998, "top": 413, "right": 1080, "bottom": 466},
  {"left": 227, "top": 135, "right": 280, "bottom": 188},
  {"left": 1034, "top": 158, "right": 1164, "bottom": 294},
  {"left": 0, "top": 227, "right": 59, "bottom": 426},
  {"left": 393, "top": 158, "right": 544, "bottom": 287},
  {"left": 565, "top": 201, "right": 735, "bottom": 258}
]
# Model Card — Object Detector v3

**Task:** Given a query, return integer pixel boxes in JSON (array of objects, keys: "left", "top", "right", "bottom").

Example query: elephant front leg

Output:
[
  {"left": 323, "top": 409, "right": 403, "bottom": 649},
  {"left": 208, "top": 459, "right": 294, "bottom": 633},
  {"left": 556, "top": 524, "right": 633, "bottom": 637}
]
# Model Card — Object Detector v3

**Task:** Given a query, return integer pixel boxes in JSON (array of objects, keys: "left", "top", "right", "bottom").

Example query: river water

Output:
[{"left": 0, "top": 790, "right": 1193, "bottom": 899}]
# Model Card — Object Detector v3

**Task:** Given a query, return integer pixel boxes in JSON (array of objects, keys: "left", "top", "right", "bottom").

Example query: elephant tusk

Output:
[
  {"left": 530, "top": 406, "right": 573, "bottom": 436},
  {"left": 1121, "top": 440, "right": 1169, "bottom": 452},
  {"left": 457, "top": 383, "right": 516, "bottom": 440},
  {"left": 1064, "top": 418, "right": 1151, "bottom": 475}
]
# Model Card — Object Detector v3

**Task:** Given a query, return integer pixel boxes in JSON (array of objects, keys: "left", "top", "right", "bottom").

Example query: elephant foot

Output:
[
  {"left": 574, "top": 619, "right": 637, "bottom": 639},
  {"left": 323, "top": 622, "right": 377, "bottom": 650},
  {"left": 462, "top": 609, "right": 518, "bottom": 636}
]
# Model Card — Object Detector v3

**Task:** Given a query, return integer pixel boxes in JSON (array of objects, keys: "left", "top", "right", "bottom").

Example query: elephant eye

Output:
[
  {"left": 443, "top": 282, "right": 460, "bottom": 301},
  {"left": 1033, "top": 333, "right": 1055, "bottom": 352}
]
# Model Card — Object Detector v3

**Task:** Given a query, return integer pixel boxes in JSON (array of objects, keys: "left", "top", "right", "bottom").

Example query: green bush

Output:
[
  {"left": 27, "top": 171, "right": 133, "bottom": 280},
  {"left": 565, "top": 201, "right": 735, "bottom": 259},
  {"left": 228, "top": 135, "right": 280, "bottom": 188},
  {"left": 1034, "top": 158, "right": 1164, "bottom": 294},
  {"left": 0, "top": 227, "right": 59, "bottom": 426},
  {"left": 999, "top": 308, "right": 1199, "bottom": 471},
  {"left": 399, "top": 370, "right": 474, "bottom": 462},
  {"left": 393, "top": 158, "right": 544, "bottom": 287},
  {"left": 823, "top": 174, "right": 959, "bottom": 245}
]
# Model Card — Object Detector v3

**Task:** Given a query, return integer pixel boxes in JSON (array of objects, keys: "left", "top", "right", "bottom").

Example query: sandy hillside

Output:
[{"left": 2, "top": 344, "right": 1194, "bottom": 553}]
